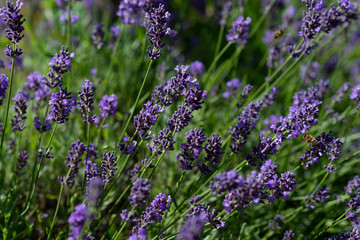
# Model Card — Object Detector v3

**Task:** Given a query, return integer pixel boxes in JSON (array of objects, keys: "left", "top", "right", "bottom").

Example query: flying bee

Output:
[
  {"left": 303, "top": 133, "right": 320, "bottom": 149},
  {"left": 273, "top": 29, "right": 284, "bottom": 39}
]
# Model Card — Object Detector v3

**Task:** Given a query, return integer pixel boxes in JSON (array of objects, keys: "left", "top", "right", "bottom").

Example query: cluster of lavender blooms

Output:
[
  {"left": 58, "top": 140, "right": 87, "bottom": 187},
  {"left": 184, "top": 195, "right": 225, "bottom": 228},
  {"left": 300, "top": 61, "right": 321, "bottom": 85},
  {"left": 101, "top": 151, "right": 118, "bottom": 183},
  {"left": 11, "top": 92, "right": 27, "bottom": 132},
  {"left": 98, "top": 94, "right": 118, "bottom": 121},
  {"left": 117, "top": 0, "right": 146, "bottom": 25},
  {"left": 92, "top": 23, "right": 105, "bottom": 50},
  {"left": 226, "top": 16, "right": 251, "bottom": 46},
  {"left": 0, "top": 0, "right": 25, "bottom": 58},
  {"left": 129, "top": 178, "right": 151, "bottom": 207},
  {"left": 129, "top": 193, "right": 172, "bottom": 239},
  {"left": 300, "top": 131, "right": 343, "bottom": 170},
  {"left": 0, "top": 74, "right": 9, "bottom": 106},
  {"left": 42, "top": 46, "right": 75, "bottom": 89},
  {"left": 15, "top": 150, "right": 28, "bottom": 175},
  {"left": 60, "top": 10, "right": 80, "bottom": 24},
  {"left": 210, "top": 159, "right": 296, "bottom": 213},
  {"left": 78, "top": 80, "right": 96, "bottom": 123},
  {"left": 67, "top": 204, "right": 92, "bottom": 240},
  {"left": 268, "top": 214, "right": 284, "bottom": 231},
  {"left": 23, "top": 72, "right": 50, "bottom": 104},
  {"left": 177, "top": 128, "right": 224, "bottom": 174},
  {"left": 304, "top": 187, "right": 329, "bottom": 209},
  {"left": 47, "top": 87, "right": 77, "bottom": 124},
  {"left": 229, "top": 87, "right": 278, "bottom": 155},
  {"left": 145, "top": 3, "right": 172, "bottom": 60},
  {"left": 245, "top": 80, "right": 328, "bottom": 166},
  {"left": 288, "top": 0, "right": 358, "bottom": 58}
]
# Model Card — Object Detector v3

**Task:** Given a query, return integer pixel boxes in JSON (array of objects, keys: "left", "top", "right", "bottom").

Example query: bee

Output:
[
  {"left": 273, "top": 29, "right": 284, "bottom": 39},
  {"left": 303, "top": 133, "right": 320, "bottom": 149}
]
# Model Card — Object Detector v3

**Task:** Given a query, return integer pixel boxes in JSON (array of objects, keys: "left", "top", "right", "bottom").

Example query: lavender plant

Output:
[{"left": 0, "top": 0, "right": 360, "bottom": 240}]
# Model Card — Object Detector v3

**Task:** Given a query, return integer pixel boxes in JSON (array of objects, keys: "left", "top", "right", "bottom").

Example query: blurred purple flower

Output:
[
  {"left": 226, "top": 16, "right": 251, "bottom": 46},
  {"left": 92, "top": 23, "right": 104, "bottom": 50},
  {"left": 99, "top": 94, "right": 118, "bottom": 119},
  {"left": 268, "top": 215, "right": 284, "bottom": 231},
  {"left": 129, "top": 178, "right": 151, "bottom": 207},
  {"left": 15, "top": 150, "right": 28, "bottom": 175},
  {"left": 0, "top": 73, "right": 9, "bottom": 106},
  {"left": 304, "top": 187, "right": 329, "bottom": 209},
  {"left": 219, "top": 1, "right": 232, "bottom": 26},
  {"left": 222, "top": 78, "right": 241, "bottom": 99},
  {"left": 190, "top": 60, "right": 204, "bottom": 77},
  {"left": 60, "top": 10, "right": 80, "bottom": 24},
  {"left": 86, "top": 176, "right": 104, "bottom": 207},
  {"left": 350, "top": 82, "right": 360, "bottom": 110},
  {"left": 67, "top": 204, "right": 91, "bottom": 239}
]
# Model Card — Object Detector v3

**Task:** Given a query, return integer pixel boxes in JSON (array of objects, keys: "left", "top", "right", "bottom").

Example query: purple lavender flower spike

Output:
[
  {"left": 24, "top": 72, "right": 50, "bottom": 102},
  {"left": 15, "top": 150, "right": 28, "bottom": 175},
  {"left": 134, "top": 101, "right": 165, "bottom": 138},
  {"left": 185, "top": 195, "right": 225, "bottom": 228},
  {"left": 345, "top": 176, "right": 360, "bottom": 195},
  {"left": 58, "top": 140, "right": 86, "bottom": 187},
  {"left": 203, "top": 134, "right": 224, "bottom": 170},
  {"left": 47, "top": 87, "right": 77, "bottom": 124},
  {"left": 168, "top": 104, "right": 193, "bottom": 132},
  {"left": 101, "top": 151, "right": 118, "bottom": 183},
  {"left": 0, "top": 1, "right": 25, "bottom": 57},
  {"left": 145, "top": 3, "right": 171, "bottom": 60},
  {"left": 241, "top": 84, "right": 253, "bottom": 99},
  {"left": 99, "top": 94, "right": 118, "bottom": 119},
  {"left": 149, "top": 128, "right": 175, "bottom": 155},
  {"left": 0, "top": 74, "right": 9, "bottom": 106},
  {"left": 33, "top": 117, "right": 52, "bottom": 133},
  {"left": 211, "top": 170, "right": 265, "bottom": 212},
  {"left": 42, "top": 46, "right": 75, "bottom": 88},
  {"left": 183, "top": 87, "right": 207, "bottom": 111},
  {"left": 92, "top": 23, "right": 105, "bottom": 50},
  {"left": 226, "top": 16, "right": 251, "bottom": 46},
  {"left": 177, "top": 128, "right": 207, "bottom": 171},
  {"left": 11, "top": 92, "right": 28, "bottom": 132},
  {"left": 131, "top": 193, "right": 172, "bottom": 239},
  {"left": 304, "top": 187, "right": 329, "bottom": 209},
  {"left": 67, "top": 204, "right": 91, "bottom": 239},
  {"left": 219, "top": 1, "right": 232, "bottom": 26},
  {"left": 152, "top": 65, "right": 193, "bottom": 106},
  {"left": 282, "top": 230, "right": 295, "bottom": 240},
  {"left": 300, "top": 131, "right": 343, "bottom": 168},
  {"left": 78, "top": 80, "right": 96, "bottom": 123},
  {"left": 129, "top": 178, "right": 151, "bottom": 207}
]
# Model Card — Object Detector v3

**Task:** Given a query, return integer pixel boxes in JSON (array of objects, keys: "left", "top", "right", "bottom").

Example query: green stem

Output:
[
  {"left": 47, "top": 168, "right": 71, "bottom": 240},
  {"left": 21, "top": 104, "right": 50, "bottom": 216},
  {"left": 0, "top": 53, "right": 15, "bottom": 157},
  {"left": 82, "top": 121, "right": 91, "bottom": 190},
  {"left": 214, "top": 25, "right": 224, "bottom": 59},
  {"left": 119, "top": 60, "right": 153, "bottom": 141},
  {"left": 104, "top": 25, "right": 124, "bottom": 82}
]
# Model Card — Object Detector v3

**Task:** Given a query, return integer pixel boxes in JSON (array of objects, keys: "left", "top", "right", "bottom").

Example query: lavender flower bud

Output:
[
  {"left": 222, "top": 78, "right": 241, "bottom": 99},
  {"left": 101, "top": 151, "right": 118, "bottom": 183},
  {"left": 241, "top": 84, "right": 253, "bottom": 99},
  {"left": 282, "top": 230, "right": 295, "bottom": 240},
  {"left": 304, "top": 187, "right": 329, "bottom": 209},
  {"left": 350, "top": 82, "right": 360, "bottom": 110},
  {"left": 134, "top": 101, "right": 165, "bottom": 138},
  {"left": 11, "top": 92, "right": 28, "bottom": 132},
  {"left": 189, "top": 60, "right": 205, "bottom": 77},
  {"left": 78, "top": 80, "right": 96, "bottom": 123}
]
